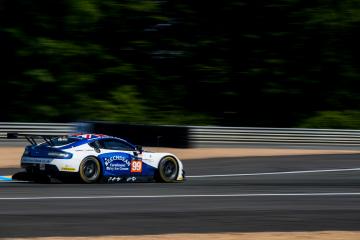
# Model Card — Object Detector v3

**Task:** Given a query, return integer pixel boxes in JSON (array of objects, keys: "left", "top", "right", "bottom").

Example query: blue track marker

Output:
[{"left": 0, "top": 176, "right": 12, "bottom": 181}]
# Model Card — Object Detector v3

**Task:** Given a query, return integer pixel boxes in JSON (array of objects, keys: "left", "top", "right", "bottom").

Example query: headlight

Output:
[{"left": 47, "top": 151, "right": 72, "bottom": 159}]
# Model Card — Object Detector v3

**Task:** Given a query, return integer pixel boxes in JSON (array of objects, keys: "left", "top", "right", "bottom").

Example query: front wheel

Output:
[
  {"left": 156, "top": 156, "right": 179, "bottom": 182},
  {"left": 79, "top": 157, "right": 101, "bottom": 183}
]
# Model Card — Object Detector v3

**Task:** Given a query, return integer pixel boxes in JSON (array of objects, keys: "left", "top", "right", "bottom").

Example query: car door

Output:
[{"left": 96, "top": 138, "right": 141, "bottom": 177}]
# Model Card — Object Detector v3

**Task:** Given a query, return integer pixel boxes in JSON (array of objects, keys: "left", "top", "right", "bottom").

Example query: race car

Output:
[{"left": 7, "top": 133, "right": 185, "bottom": 183}]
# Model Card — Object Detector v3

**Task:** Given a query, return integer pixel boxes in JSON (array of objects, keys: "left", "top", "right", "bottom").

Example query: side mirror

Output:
[
  {"left": 94, "top": 146, "right": 101, "bottom": 153},
  {"left": 136, "top": 145, "right": 143, "bottom": 154},
  {"left": 89, "top": 141, "right": 101, "bottom": 153}
]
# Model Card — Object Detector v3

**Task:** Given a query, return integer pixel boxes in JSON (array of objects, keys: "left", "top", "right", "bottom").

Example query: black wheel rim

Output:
[
  {"left": 83, "top": 160, "right": 98, "bottom": 180},
  {"left": 162, "top": 160, "right": 177, "bottom": 179}
]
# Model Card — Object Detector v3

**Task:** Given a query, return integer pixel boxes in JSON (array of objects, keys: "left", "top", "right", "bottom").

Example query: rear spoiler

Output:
[{"left": 7, "top": 132, "right": 66, "bottom": 146}]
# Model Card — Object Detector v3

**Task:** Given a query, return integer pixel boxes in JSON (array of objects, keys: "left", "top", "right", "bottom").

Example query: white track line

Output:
[
  {"left": 187, "top": 167, "right": 360, "bottom": 178},
  {"left": 0, "top": 192, "right": 360, "bottom": 200},
  {"left": 1, "top": 168, "right": 359, "bottom": 183}
]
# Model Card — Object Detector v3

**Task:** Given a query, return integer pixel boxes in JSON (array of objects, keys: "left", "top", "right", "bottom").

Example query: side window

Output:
[{"left": 98, "top": 139, "right": 135, "bottom": 151}]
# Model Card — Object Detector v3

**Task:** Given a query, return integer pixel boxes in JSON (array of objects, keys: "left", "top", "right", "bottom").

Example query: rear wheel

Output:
[
  {"left": 157, "top": 156, "right": 179, "bottom": 182},
  {"left": 79, "top": 157, "right": 101, "bottom": 183}
]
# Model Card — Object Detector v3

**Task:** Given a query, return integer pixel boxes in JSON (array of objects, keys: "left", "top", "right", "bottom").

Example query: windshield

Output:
[{"left": 40, "top": 136, "right": 80, "bottom": 146}]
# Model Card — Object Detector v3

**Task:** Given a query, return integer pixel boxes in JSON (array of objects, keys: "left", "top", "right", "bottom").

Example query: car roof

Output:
[
  {"left": 54, "top": 134, "right": 134, "bottom": 149},
  {"left": 70, "top": 133, "right": 109, "bottom": 139},
  {"left": 70, "top": 133, "right": 132, "bottom": 143}
]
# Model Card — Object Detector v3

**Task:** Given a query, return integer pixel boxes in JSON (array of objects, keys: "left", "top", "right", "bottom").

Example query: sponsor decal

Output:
[
  {"left": 104, "top": 155, "right": 131, "bottom": 171},
  {"left": 126, "top": 176, "right": 137, "bottom": 182},
  {"left": 61, "top": 167, "right": 76, "bottom": 171},
  {"left": 107, "top": 176, "right": 137, "bottom": 183},
  {"left": 130, "top": 160, "right": 142, "bottom": 173},
  {"left": 57, "top": 137, "right": 69, "bottom": 142},
  {"left": 108, "top": 177, "right": 122, "bottom": 182}
]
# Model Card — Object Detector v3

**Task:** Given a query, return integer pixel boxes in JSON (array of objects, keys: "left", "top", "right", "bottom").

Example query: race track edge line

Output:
[
  {"left": 1, "top": 192, "right": 360, "bottom": 200},
  {"left": 187, "top": 167, "right": 360, "bottom": 178}
]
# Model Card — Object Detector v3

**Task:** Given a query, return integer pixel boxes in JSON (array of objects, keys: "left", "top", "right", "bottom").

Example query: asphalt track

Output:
[{"left": 0, "top": 154, "right": 360, "bottom": 238}]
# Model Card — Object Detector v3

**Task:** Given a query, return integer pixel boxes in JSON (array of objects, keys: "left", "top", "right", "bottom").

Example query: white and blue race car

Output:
[{"left": 8, "top": 133, "right": 185, "bottom": 183}]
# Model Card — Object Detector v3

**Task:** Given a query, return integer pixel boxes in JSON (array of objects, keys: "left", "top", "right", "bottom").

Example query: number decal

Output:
[{"left": 131, "top": 160, "right": 142, "bottom": 173}]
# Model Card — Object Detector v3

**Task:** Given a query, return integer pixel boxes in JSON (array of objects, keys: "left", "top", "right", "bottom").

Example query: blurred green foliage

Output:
[
  {"left": 0, "top": 0, "right": 359, "bottom": 128},
  {"left": 299, "top": 111, "right": 360, "bottom": 129}
]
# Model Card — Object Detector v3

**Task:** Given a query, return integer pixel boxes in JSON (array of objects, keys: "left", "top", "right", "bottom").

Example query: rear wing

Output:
[{"left": 7, "top": 132, "right": 66, "bottom": 146}]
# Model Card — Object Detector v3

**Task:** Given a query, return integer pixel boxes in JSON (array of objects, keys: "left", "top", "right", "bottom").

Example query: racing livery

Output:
[{"left": 8, "top": 133, "right": 185, "bottom": 183}]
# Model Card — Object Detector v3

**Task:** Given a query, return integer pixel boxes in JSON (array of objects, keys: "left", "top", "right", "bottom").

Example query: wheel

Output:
[
  {"left": 79, "top": 156, "right": 101, "bottom": 183},
  {"left": 157, "top": 156, "right": 179, "bottom": 182}
]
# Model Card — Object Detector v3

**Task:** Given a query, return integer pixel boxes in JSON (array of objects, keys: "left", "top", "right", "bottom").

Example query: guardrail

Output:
[
  {"left": 1, "top": 122, "right": 360, "bottom": 149},
  {"left": 189, "top": 126, "right": 360, "bottom": 148},
  {"left": 0, "top": 122, "right": 76, "bottom": 145}
]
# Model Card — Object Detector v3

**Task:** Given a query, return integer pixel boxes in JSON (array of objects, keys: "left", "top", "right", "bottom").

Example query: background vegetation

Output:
[{"left": 1, "top": 0, "right": 360, "bottom": 128}]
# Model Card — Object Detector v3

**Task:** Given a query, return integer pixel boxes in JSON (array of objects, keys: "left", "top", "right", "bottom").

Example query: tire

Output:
[
  {"left": 156, "top": 156, "right": 179, "bottom": 182},
  {"left": 79, "top": 156, "right": 101, "bottom": 183}
]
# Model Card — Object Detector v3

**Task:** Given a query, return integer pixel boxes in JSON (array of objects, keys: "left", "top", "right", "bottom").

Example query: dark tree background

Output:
[{"left": 1, "top": 0, "right": 360, "bottom": 128}]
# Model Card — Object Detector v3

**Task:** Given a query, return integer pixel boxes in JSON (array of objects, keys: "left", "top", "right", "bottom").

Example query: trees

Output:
[{"left": 0, "top": 0, "right": 359, "bottom": 128}]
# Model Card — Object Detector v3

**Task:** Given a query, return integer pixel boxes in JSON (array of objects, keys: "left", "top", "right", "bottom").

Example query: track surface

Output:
[{"left": 0, "top": 154, "right": 360, "bottom": 238}]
